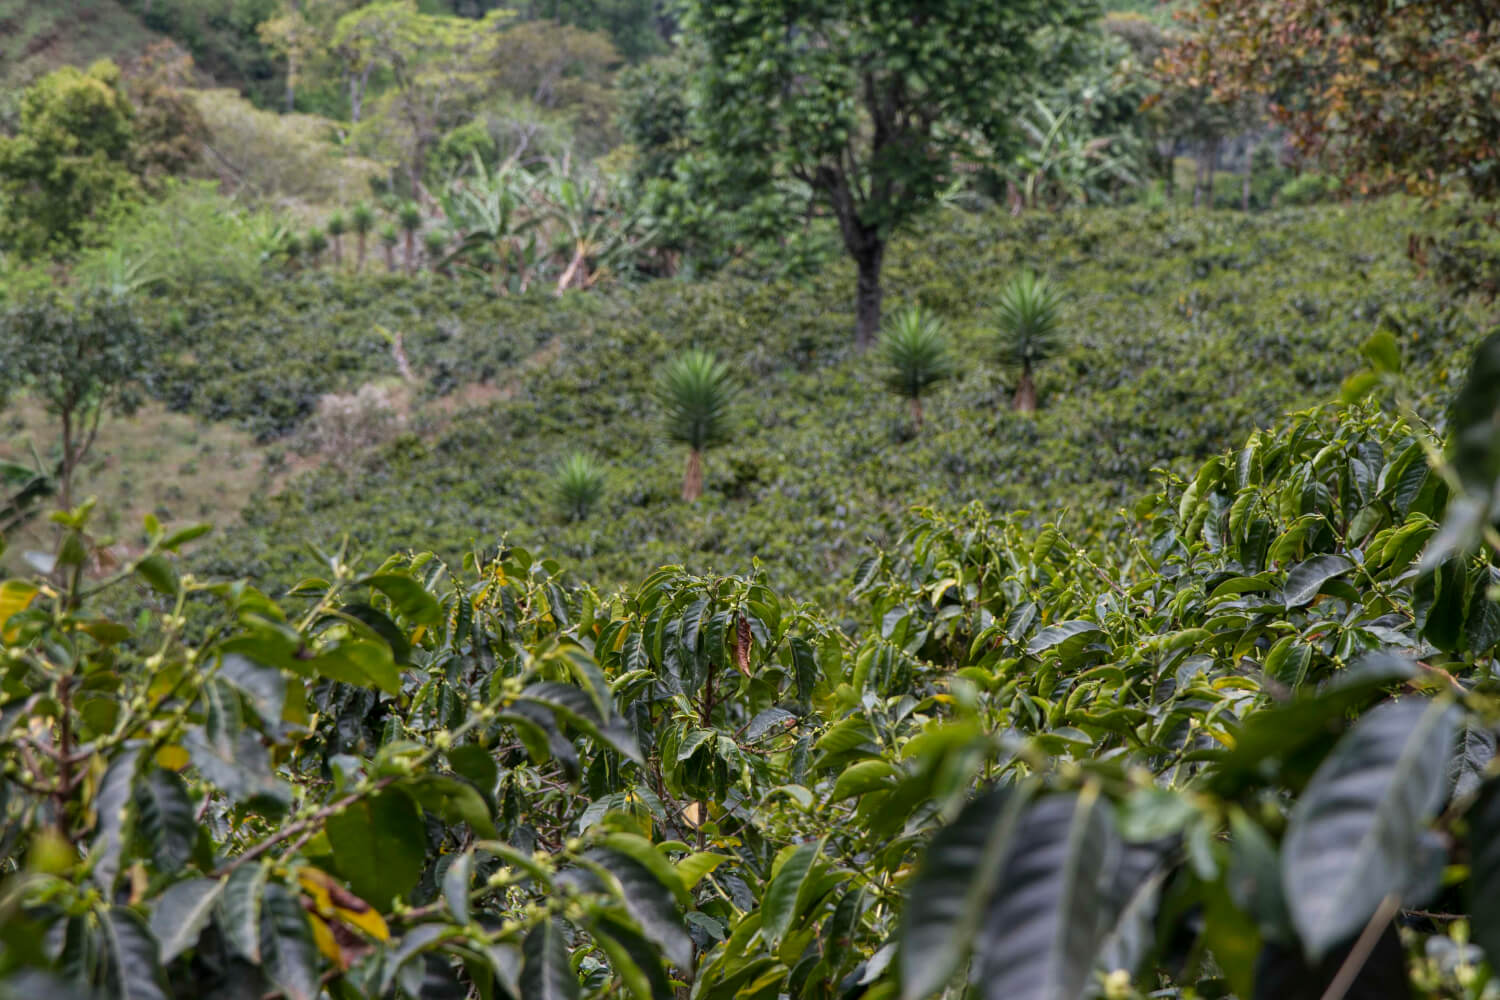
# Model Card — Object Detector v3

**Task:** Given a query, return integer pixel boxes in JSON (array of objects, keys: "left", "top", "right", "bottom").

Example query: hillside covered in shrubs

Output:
[
  {"left": 4, "top": 1, "right": 1500, "bottom": 999},
  {"left": 156, "top": 199, "right": 1489, "bottom": 604}
]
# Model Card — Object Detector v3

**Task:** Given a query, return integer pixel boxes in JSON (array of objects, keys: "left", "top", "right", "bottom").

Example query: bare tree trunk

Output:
[
  {"left": 854, "top": 243, "right": 884, "bottom": 350},
  {"left": 384, "top": 244, "right": 396, "bottom": 274},
  {"left": 909, "top": 396, "right": 924, "bottom": 433},
  {"left": 556, "top": 242, "right": 588, "bottom": 294},
  {"left": 59, "top": 408, "right": 74, "bottom": 513},
  {"left": 1242, "top": 146, "right": 1253, "bottom": 212},
  {"left": 1206, "top": 137, "right": 1220, "bottom": 209},
  {"left": 1193, "top": 149, "right": 1205, "bottom": 209},
  {"left": 356, "top": 233, "right": 367, "bottom": 273},
  {"left": 682, "top": 449, "right": 703, "bottom": 502},
  {"left": 1013, "top": 364, "right": 1037, "bottom": 414},
  {"left": 404, "top": 232, "right": 416, "bottom": 276}
]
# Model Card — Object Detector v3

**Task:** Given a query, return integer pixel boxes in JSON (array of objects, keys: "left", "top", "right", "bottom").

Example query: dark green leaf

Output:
[
  {"left": 585, "top": 847, "right": 692, "bottom": 969},
  {"left": 218, "top": 862, "right": 268, "bottom": 962},
  {"left": 1468, "top": 778, "right": 1500, "bottom": 967},
  {"left": 592, "top": 910, "right": 674, "bottom": 1000},
  {"left": 184, "top": 726, "right": 289, "bottom": 807},
  {"left": 149, "top": 877, "right": 223, "bottom": 963},
  {"left": 326, "top": 789, "right": 426, "bottom": 911},
  {"left": 408, "top": 774, "right": 498, "bottom": 839},
  {"left": 444, "top": 851, "right": 474, "bottom": 926},
  {"left": 521, "top": 919, "right": 579, "bottom": 1000},
  {"left": 260, "top": 881, "right": 320, "bottom": 1000},
  {"left": 133, "top": 767, "right": 197, "bottom": 874},
  {"left": 974, "top": 792, "right": 1119, "bottom": 1000},
  {"left": 898, "top": 785, "right": 1032, "bottom": 1000},
  {"left": 1281, "top": 555, "right": 1354, "bottom": 608},
  {"left": 100, "top": 906, "right": 170, "bottom": 1000},
  {"left": 92, "top": 746, "right": 140, "bottom": 891},
  {"left": 1282, "top": 698, "right": 1456, "bottom": 959}
]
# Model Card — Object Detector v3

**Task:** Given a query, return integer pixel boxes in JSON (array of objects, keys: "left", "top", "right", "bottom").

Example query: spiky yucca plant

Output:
[
  {"left": 995, "top": 271, "right": 1065, "bottom": 413},
  {"left": 351, "top": 202, "right": 375, "bottom": 272},
  {"left": 379, "top": 223, "right": 400, "bottom": 274},
  {"left": 655, "top": 349, "right": 736, "bottom": 502},
  {"left": 423, "top": 229, "right": 449, "bottom": 271},
  {"left": 326, "top": 212, "right": 347, "bottom": 267},
  {"left": 880, "top": 306, "right": 952, "bottom": 432},
  {"left": 554, "top": 452, "right": 607, "bottom": 521},
  {"left": 398, "top": 202, "right": 423, "bottom": 275},
  {"left": 304, "top": 228, "right": 328, "bottom": 266}
]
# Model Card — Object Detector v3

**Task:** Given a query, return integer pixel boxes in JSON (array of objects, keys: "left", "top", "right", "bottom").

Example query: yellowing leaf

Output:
[
  {"left": 0, "top": 580, "right": 37, "bottom": 640},
  {"left": 308, "top": 912, "right": 344, "bottom": 968},
  {"left": 297, "top": 867, "right": 390, "bottom": 942},
  {"left": 155, "top": 744, "right": 191, "bottom": 771},
  {"left": 677, "top": 852, "right": 729, "bottom": 889}
]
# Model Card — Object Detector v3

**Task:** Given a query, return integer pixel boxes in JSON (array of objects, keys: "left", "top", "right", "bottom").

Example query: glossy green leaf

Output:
[
  {"left": 521, "top": 919, "right": 579, "bottom": 1000},
  {"left": 100, "top": 906, "right": 171, "bottom": 1000},
  {"left": 1282, "top": 698, "right": 1456, "bottom": 959},
  {"left": 218, "top": 862, "right": 268, "bottom": 962},
  {"left": 260, "top": 881, "right": 320, "bottom": 1000},
  {"left": 762, "top": 839, "right": 822, "bottom": 949},
  {"left": 326, "top": 789, "right": 426, "bottom": 911},
  {"left": 91, "top": 746, "right": 140, "bottom": 891},
  {"left": 898, "top": 785, "right": 1032, "bottom": 1000},
  {"left": 1467, "top": 778, "right": 1500, "bottom": 966},
  {"left": 586, "top": 847, "right": 692, "bottom": 969},
  {"left": 133, "top": 767, "right": 197, "bottom": 874},
  {"left": 149, "top": 878, "right": 223, "bottom": 964},
  {"left": 974, "top": 791, "right": 1119, "bottom": 1000}
]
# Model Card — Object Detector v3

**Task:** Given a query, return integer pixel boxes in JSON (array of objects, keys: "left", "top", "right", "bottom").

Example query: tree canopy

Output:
[
  {"left": 679, "top": 0, "right": 1096, "bottom": 345},
  {"left": 1161, "top": 0, "right": 1500, "bottom": 200},
  {"left": 0, "top": 62, "right": 141, "bottom": 258}
]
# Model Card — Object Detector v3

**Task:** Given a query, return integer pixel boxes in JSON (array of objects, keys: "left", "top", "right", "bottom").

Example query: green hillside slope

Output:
[
  {"left": 0, "top": 0, "right": 161, "bottom": 85},
  {"left": 149, "top": 200, "right": 1485, "bottom": 602}
]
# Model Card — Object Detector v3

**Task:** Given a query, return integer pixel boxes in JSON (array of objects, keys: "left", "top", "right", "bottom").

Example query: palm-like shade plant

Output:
[
  {"left": 995, "top": 271, "right": 1065, "bottom": 413},
  {"left": 379, "top": 223, "right": 400, "bottom": 274},
  {"left": 422, "top": 229, "right": 449, "bottom": 272},
  {"left": 326, "top": 212, "right": 347, "bottom": 267},
  {"left": 398, "top": 202, "right": 423, "bottom": 275},
  {"left": 304, "top": 227, "right": 328, "bottom": 267},
  {"left": 655, "top": 349, "right": 736, "bottom": 502},
  {"left": 554, "top": 452, "right": 607, "bottom": 521},
  {"left": 351, "top": 202, "right": 375, "bottom": 272},
  {"left": 880, "top": 306, "right": 952, "bottom": 432},
  {"left": 281, "top": 231, "right": 303, "bottom": 267}
]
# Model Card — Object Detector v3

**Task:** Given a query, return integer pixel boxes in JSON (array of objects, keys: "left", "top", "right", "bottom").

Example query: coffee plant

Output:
[{"left": 0, "top": 325, "right": 1494, "bottom": 999}]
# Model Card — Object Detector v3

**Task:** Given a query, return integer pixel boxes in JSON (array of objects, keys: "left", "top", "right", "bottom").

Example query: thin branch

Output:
[{"left": 1319, "top": 894, "right": 1401, "bottom": 1000}]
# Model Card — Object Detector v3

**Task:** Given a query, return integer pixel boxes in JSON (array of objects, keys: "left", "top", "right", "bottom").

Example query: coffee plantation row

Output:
[{"left": 1, "top": 321, "right": 1497, "bottom": 998}]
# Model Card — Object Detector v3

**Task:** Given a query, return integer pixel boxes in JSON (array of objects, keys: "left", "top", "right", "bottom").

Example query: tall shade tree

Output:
[
  {"left": 0, "top": 61, "right": 141, "bottom": 259},
  {"left": 334, "top": 2, "right": 511, "bottom": 188},
  {"left": 0, "top": 293, "right": 149, "bottom": 512},
  {"left": 655, "top": 348, "right": 736, "bottom": 502},
  {"left": 680, "top": 0, "right": 1093, "bottom": 347},
  {"left": 995, "top": 271, "right": 1064, "bottom": 414},
  {"left": 1160, "top": 0, "right": 1500, "bottom": 201},
  {"left": 880, "top": 306, "right": 952, "bottom": 433}
]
